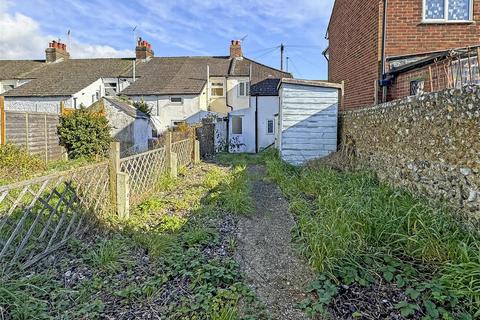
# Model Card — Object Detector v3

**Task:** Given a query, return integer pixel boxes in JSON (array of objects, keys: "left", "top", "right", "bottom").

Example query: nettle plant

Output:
[{"left": 58, "top": 107, "right": 112, "bottom": 159}]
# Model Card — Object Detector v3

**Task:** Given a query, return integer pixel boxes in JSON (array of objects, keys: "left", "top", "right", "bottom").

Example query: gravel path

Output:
[{"left": 235, "top": 165, "right": 317, "bottom": 320}]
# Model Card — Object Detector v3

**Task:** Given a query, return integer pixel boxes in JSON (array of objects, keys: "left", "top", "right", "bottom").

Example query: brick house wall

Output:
[
  {"left": 327, "top": 0, "right": 382, "bottom": 110},
  {"left": 385, "top": 0, "right": 480, "bottom": 57},
  {"left": 328, "top": 0, "right": 480, "bottom": 109},
  {"left": 387, "top": 60, "right": 451, "bottom": 100}
]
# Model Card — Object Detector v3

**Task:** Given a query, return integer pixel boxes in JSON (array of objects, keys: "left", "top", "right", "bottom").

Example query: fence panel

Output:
[
  {"left": 0, "top": 162, "right": 111, "bottom": 269},
  {"left": 4, "top": 111, "right": 64, "bottom": 162},
  {"left": 172, "top": 139, "right": 193, "bottom": 167},
  {"left": 119, "top": 147, "right": 167, "bottom": 207}
]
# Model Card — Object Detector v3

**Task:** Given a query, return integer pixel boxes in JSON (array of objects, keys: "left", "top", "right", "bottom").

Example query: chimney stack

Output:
[
  {"left": 230, "top": 40, "right": 243, "bottom": 59},
  {"left": 135, "top": 37, "right": 154, "bottom": 60},
  {"left": 45, "top": 40, "right": 70, "bottom": 63}
]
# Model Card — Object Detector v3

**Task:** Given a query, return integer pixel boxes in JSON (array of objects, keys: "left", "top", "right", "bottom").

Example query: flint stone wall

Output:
[{"left": 339, "top": 85, "right": 480, "bottom": 215}]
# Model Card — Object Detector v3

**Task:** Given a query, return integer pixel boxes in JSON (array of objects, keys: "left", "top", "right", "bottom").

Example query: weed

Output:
[
  {"left": 214, "top": 166, "right": 253, "bottom": 215},
  {"left": 263, "top": 151, "right": 480, "bottom": 317},
  {"left": 85, "top": 238, "right": 130, "bottom": 273}
]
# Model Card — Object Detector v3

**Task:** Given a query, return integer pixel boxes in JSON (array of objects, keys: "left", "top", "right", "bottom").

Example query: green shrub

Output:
[
  {"left": 0, "top": 144, "right": 46, "bottom": 184},
  {"left": 133, "top": 98, "right": 152, "bottom": 116},
  {"left": 58, "top": 108, "right": 112, "bottom": 159}
]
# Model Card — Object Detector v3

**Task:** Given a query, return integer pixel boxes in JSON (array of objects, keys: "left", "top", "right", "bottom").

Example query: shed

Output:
[
  {"left": 278, "top": 79, "right": 343, "bottom": 165},
  {"left": 97, "top": 98, "right": 153, "bottom": 156}
]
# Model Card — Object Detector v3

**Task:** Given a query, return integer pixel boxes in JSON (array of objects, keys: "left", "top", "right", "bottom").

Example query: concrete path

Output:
[{"left": 235, "top": 165, "right": 316, "bottom": 320}]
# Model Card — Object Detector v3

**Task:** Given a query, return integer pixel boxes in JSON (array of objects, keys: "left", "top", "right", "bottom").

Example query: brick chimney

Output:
[
  {"left": 230, "top": 40, "right": 243, "bottom": 58},
  {"left": 45, "top": 40, "right": 70, "bottom": 63},
  {"left": 135, "top": 37, "right": 154, "bottom": 60}
]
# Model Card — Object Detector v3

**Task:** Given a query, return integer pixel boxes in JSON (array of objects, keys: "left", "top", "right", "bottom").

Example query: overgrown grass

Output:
[
  {"left": 0, "top": 162, "right": 263, "bottom": 319},
  {"left": 0, "top": 144, "right": 46, "bottom": 185},
  {"left": 263, "top": 151, "right": 480, "bottom": 318}
]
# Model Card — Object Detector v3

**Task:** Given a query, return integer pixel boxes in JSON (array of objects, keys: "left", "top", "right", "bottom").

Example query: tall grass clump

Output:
[
  {"left": 0, "top": 144, "right": 46, "bottom": 185},
  {"left": 212, "top": 165, "right": 253, "bottom": 215},
  {"left": 263, "top": 151, "right": 480, "bottom": 314}
]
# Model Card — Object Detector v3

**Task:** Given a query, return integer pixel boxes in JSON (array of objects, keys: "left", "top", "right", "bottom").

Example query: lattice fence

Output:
[
  {"left": 119, "top": 147, "right": 167, "bottom": 206},
  {"left": 172, "top": 139, "right": 193, "bottom": 167},
  {"left": 0, "top": 162, "right": 110, "bottom": 269}
]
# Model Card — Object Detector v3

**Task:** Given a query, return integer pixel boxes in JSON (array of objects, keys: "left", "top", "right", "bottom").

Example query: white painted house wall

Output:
[
  {"left": 252, "top": 96, "right": 280, "bottom": 151},
  {"left": 0, "top": 79, "right": 30, "bottom": 94},
  {"left": 130, "top": 93, "right": 207, "bottom": 133},
  {"left": 4, "top": 96, "right": 69, "bottom": 113},
  {"left": 278, "top": 83, "right": 339, "bottom": 165},
  {"left": 228, "top": 106, "right": 256, "bottom": 153},
  {"left": 4, "top": 78, "right": 110, "bottom": 113},
  {"left": 227, "top": 77, "right": 250, "bottom": 110}
]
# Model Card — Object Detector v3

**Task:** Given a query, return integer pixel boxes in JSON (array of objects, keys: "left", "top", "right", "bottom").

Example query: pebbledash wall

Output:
[{"left": 339, "top": 85, "right": 480, "bottom": 215}]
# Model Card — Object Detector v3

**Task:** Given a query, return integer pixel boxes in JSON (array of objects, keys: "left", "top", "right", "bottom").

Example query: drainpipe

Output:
[
  {"left": 380, "top": 0, "right": 388, "bottom": 102},
  {"left": 255, "top": 96, "right": 258, "bottom": 153}
]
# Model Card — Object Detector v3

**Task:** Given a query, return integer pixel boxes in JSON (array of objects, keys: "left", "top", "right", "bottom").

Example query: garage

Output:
[{"left": 277, "top": 79, "right": 343, "bottom": 165}]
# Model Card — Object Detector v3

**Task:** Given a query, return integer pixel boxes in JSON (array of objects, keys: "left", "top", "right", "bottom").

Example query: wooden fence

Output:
[{"left": 0, "top": 134, "right": 199, "bottom": 269}]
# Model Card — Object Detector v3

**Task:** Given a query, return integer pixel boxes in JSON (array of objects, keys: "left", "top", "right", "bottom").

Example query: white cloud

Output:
[{"left": 0, "top": 7, "right": 132, "bottom": 60}]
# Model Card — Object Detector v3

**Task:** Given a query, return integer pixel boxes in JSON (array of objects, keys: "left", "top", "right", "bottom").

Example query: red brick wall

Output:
[
  {"left": 385, "top": 0, "right": 480, "bottom": 57},
  {"left": 328, "top": 0, "right": 382, "bottom": 110},
  {"left": 387, "top": 60, "right": 451, "bottom": 100}
]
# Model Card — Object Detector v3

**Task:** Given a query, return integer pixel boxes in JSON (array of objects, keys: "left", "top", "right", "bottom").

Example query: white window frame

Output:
[
  {"left": 170, "top": 97, "right": 183, "bottom": 104},
  {"left": 231, "top": 116, "right": 243, "bottom": 135},
  {"left": 423, "top": 0, "right": 474, "bottom": 23},
  {"left": 266, "top": 119, "right": 275, "bottom": 135},
  {"left": 238, "top": 81, "right": 250, "bottom": 97},
  {"left": 210, "top": 81, "right": 225, "bottom": 97}
]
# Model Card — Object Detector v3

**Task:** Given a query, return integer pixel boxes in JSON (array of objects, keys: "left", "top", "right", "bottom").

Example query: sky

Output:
[{"left": 0, "top": 0, "right": 335, "bottom": 80}]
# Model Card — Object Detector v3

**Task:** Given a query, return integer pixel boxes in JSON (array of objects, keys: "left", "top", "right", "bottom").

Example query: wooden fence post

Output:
[
  {"left": 116, "top": 172, "right": 130, "bottom": 219},
  {"left": 194, "top": 140, "right": 200, "bottom": 164},
  {"left": 170, "top": 152, "right": 178, "bottom": 178},
  {"left": 165, "top": 131, "right": 172, "bottom": 173},
  {"left": 0, "top": 96, "right": 5, "bottom": 145},
  {"left": 109, "top": 142, "right": 120, "bottom": 212}
]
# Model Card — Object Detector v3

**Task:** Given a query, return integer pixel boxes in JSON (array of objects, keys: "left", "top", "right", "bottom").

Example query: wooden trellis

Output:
[
  {"left": 119, "top": 147, "right": 167, "bottom": 206},
  {"left": 0, "top": 162, "right": 110, "bottom": 269},
  {"left": 172, "top": 139, "right": 193, "bottom": 168}
]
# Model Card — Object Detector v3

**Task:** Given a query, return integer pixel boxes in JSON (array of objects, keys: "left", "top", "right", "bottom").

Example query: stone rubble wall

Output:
[{"left": 339, "top": 85, "right": 480, "bottom": 215}]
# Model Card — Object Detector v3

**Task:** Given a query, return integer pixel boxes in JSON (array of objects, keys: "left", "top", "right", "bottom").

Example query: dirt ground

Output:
[{"left": 235, "top": 165, "right": 317, "bottom": 320}]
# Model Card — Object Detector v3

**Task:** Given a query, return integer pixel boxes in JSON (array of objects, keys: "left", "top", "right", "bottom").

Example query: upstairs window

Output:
[
  {"left": 238, "top": 81, "right": 250, "bottom": 97},
  {"left": 424, "top": 0, "right": 473, "bottom": 22},
  {"left": 210, "top": 81, "right": 224, "bottom": 97},
  {"left": 170, "top": 97, "right": 183, "bottom": 104}
]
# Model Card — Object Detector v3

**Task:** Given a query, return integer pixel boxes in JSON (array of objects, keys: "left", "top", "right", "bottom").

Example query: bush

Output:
[
  {"left": 0, "top": 144, "right": 46, "bottom": 184},
  {"left": 58, "top": 108, "right": 112, "bottom": 159},
  {"left": 132, "top": 99, "right": 152, "bottom": 116}
]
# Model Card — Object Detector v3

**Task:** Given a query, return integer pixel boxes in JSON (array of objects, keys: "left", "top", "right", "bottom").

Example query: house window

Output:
[
  {"left": 238, "top": 81, "right": 250, "bottom": 97},
  {"left": 451, "top": 56, "right": 480, "bottom": 87},
  {"left": 105, "top": 82, "right": 117, "bottom": 96},
  {"left": 424, "top": 0, "right": 472, "bottom": 22},
  {"left": 170, "top": 97, "right": 183, "bottom": 104},
  {"left": 231, "top": 116, "right": 242, "bottom": 134},
  {"left": 211, "top": 81, "right": 224, "bottom": 97},
  {"left": 73, "top": 97, "right": 77, "bottom": 108},
  {"left": 92, "top": 94, "right": 95, "bottom": 104},
  {"left": 266, "top": 119, "right": 275, "bottom": 134},
  {"left": 410, "top": 79, "right": 425, "bottom": 96},
  {"left": 2, "top": 84, "right": 14, "bottom": 92}
]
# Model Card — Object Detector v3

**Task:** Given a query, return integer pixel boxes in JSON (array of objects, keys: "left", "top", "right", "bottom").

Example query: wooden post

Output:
[
  {"left": 194, "top": 140, "right": 200, "bottom": 164},
  {"left": 0, "top": 96, "right": 5, "bottom": 145},
  {"left": 60, "top": 101, "right": 65, "bottom": 115},
  {"left": 170, "top": 152, "right": 178, "bottom": 178},
  {"left": 25, "top": 113, "right": 29, "bottom": 152},
  {"left": 116, "top": 172, "right": 130, "bottom": 219},
  {"left": 44, "top": 114, "right": 48, "bottom": 163},
  {"left": 109, "top": 142, "right": 120, "bottom": 212},
  {"left": 165, "top": 131, "right": 172, "bottom": 173}
]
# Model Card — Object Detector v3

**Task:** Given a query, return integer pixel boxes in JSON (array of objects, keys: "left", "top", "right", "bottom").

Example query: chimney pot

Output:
[
  {"left": 230, "top": 39, "right": 243, "bottom": 58},
  {"left": 136, "top": 37, "right": 154, "bottom": 60},
  {"left": 46, "top": 40, "right": 70, "bottom": 63}
]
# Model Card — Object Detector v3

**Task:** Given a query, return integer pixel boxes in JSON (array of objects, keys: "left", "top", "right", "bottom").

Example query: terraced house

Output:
[
  {"left": 0, "top": 39, "right": 291, "bottom": 153},
  {"left": 326, "top": 0, "right": 480, "bottom": 110}
]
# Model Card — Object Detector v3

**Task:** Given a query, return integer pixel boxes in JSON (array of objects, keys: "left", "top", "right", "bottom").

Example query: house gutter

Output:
[
  {"left": 379, "top": 0, "right": 391, "bottom": 102},
  {"left": 255, "top": 95, "right": 258, "bottom": 153}
]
